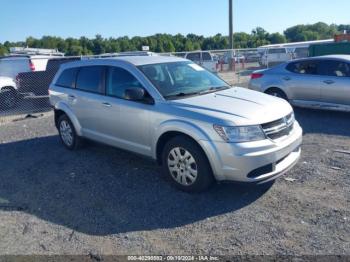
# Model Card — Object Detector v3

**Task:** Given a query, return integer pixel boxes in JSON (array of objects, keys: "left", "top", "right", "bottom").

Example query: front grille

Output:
[{"left": 261, "top": 113, "right": 294, "bottom": 140}]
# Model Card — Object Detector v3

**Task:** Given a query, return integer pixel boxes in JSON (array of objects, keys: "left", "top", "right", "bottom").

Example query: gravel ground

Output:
[{"left": 0, "top": 108, "right": 349, "bottom": 256}]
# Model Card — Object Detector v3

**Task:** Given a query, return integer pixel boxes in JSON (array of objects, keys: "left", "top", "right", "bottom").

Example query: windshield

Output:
[{"left": 138, "top": 61, "right": 230, "bottom": 99}]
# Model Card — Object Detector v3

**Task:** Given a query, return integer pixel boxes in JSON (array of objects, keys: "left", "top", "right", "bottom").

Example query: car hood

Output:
[{"left": 168, "top": 87, "right": 293, "bottom": 126}]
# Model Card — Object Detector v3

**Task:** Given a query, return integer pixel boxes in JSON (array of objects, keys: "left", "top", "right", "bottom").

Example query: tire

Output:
[
  {"left": 57, "top": 114, "right": 82, "bottom": 150},
  {"left": 266, "top": 88, "right": 288, "bottom": 101},
  {"left": 1, "top": 87, "right": 17, "bottom": 109},
  {"left": 162, "top": 136, "right": 214, "bottom": 193}
]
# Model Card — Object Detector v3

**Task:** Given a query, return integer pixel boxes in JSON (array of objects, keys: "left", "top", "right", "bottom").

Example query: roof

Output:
[
  {"left": 109, "top": 55, "right": 187, "bottom": 65},
  {"left": 316, "top": 55, "right": 350, "bottom": 61},
  {"left": 60, "top": 55, "right": 189, "bottom": 70},
  {"left": 287, "top": 55, "right": 350, "bottom": 64},
  {"left": 259, "top": 39, "right": 334, "bottom": 49}
]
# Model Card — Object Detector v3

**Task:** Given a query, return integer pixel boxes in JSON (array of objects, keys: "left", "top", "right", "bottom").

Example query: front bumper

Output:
[{"left": 200, "top": 121, "right": 303, "bottom": 183}]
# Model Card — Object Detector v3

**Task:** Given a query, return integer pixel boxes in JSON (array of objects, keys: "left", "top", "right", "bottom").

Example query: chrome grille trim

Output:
[{"left": 261, "top": 113, "right": 295, "bottom": 139}]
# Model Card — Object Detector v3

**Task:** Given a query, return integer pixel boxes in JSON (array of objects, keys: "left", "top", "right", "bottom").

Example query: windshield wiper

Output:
[
  {"left": 199, "top": 86, "right": 230, "bottom": 95},
  {"left": 165, "top": 92, "right": 200, "bottom": 99},
  {"left": 165, "top": 86, "right": 230, "bottom": 100}
]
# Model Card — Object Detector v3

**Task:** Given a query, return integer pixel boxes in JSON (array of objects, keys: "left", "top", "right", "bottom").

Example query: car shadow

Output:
[
  {"left": 0, "top": 135, "right": 271, "bottom": 236},
  {"left": 294, "top": 107, "right": 350, "bottom": 137}
]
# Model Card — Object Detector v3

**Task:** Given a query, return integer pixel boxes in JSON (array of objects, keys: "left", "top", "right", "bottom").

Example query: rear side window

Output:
[
  {"left": 286, "top": 60, "right": 319, "bottom": 75},
  {"left": 106, "top": 67, "right": 143, "bottom": 98},
  {"left": 56, "top": 68, "right": 78, "bottom": 88},
  {"left": 319, "top": 60, "right": 350, "bottom": 77},
  {"left": 76, "top": 66, "right": 105, "bottom": 94}
]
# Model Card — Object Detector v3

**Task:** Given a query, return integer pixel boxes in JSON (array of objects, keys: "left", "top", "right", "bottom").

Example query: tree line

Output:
[{"left": 0, "top": 22, "right": 349, "bottom": 56}]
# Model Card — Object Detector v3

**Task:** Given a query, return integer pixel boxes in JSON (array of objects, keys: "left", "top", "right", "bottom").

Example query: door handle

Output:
[
  {"left": 102, "top": 102, "right": 112, "bottom": 107},
  {"left": 68, "top": 95, "right": 76, "bottom": 99},
  {"left": 283, "top": 76, "right": 291, "bottom": 81},
  {"left": 323, "top": 80, "right": 335, "bottom": 85}
]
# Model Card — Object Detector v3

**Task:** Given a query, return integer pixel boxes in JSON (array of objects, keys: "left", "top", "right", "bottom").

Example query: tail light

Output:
[
  {"left": 29, "top": 60, "right": 35, "bottom": 71},
  {"left": 251, "top": 73, "right": 264, "bottom": 79}
]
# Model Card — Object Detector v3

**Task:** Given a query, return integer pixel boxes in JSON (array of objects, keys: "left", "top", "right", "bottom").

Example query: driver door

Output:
[{"left": 98, "top": 66, "right": 153, "bottom": 156}]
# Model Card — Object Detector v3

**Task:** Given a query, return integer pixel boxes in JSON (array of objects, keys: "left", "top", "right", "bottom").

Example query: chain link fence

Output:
[
  {"left": 0, "top": 47, "right": 307, "bottom": 121},
  {"left": 0, "top": 56, "right": 81, "bottom": 122}
]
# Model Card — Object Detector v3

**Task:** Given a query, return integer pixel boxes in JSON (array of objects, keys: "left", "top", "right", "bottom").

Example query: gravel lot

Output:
[{"left": 0, "top": 107, "right": 349, "bottom": 256}]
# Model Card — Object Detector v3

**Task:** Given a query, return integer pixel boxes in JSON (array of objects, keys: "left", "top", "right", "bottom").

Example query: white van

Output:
[
  {"left": 260, "top": 48, "right": 292, "bottom": 67},
  {"left": 184, "top": 51, "right": 217, "bottom": 72}
]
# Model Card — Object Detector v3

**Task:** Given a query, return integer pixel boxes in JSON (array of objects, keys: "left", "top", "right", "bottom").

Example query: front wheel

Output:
[{"left": 162, "top": 136, "right": 214, "bottom": 193}]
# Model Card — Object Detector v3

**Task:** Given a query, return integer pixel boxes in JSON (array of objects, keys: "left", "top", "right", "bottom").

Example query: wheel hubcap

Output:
[
  {"left": 168, "top": 147, "right": 198, "bottom": 186},
  {"left": 60, "top": 120, "right": 73, "bottom": 146}
]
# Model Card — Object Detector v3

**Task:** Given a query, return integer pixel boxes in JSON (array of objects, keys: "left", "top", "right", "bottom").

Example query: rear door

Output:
[
  {"left": 69, "top": 66, "right": 108, "bottom": 138},
  {"left": 284, "top": 60, "right": 323, "bottom": 102},
  {"left": 318, "top": 59, "right": 350, "bottom": 106}
]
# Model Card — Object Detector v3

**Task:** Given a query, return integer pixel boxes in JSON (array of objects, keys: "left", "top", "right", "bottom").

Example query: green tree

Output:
[{"left": 268, "top": 33, "right": 286, "bottom": 44}]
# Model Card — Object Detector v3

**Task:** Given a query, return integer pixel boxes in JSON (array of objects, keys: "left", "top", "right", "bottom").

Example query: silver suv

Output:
[{"left": 49, "top": 56, "right": 302, "bottom": 192}]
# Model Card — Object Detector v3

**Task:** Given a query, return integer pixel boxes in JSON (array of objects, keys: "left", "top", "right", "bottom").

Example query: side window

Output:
[
  {"left": 202, "top": 52, "right": 212, "bottom": 61},
  {"left": 286, "top": 61, "right": 319, "bottom": 75},
  {"left": 76, "top": 66, "right": 105, "bottom": 94},
  {"left": 319, "top": 60, "right": 350, "bottom": 77},
  {"left": 56, "top": 68, "right": 79, "bottom": 88},
  {"left": 106, "top": 67, "right": 143, "bottom": 98},
  {"left": 186, "top": 52, "right": 201, "bottom": 62},
  {"left": 268, "top": 48, "right": 286, "bottom": 54}
]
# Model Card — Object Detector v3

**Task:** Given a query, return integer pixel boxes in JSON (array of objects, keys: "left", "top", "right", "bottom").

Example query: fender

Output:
[
  {"left": 151, "top": 119, "right": 222, "bottom": 179},
  {"left": 54, "top": 102, "right": 83, "bottom": 136},
  {"left": 0, "top": 77, "right": 16, "bottom": 90}
]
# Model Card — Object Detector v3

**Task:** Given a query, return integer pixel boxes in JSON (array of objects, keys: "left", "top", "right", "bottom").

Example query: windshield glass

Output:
[{"left": 138, "top": 61, "right": 230, "bottom": 99}]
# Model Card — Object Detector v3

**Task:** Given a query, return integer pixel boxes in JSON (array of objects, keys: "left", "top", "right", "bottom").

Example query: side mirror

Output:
[{"left": 124, "top": 87, "right": 145, "bottom": 101}]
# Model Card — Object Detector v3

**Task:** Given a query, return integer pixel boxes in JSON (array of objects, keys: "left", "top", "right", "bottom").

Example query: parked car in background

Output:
[
  {"left": 244, "top": 52, "right": 262, "bottom": 63},
  {"left": 49, "top": 56, "right": 302, "bottom": 192},
  {"left": 259, "top": 48, "right": 292, "bottom": 67},
  {"left": 249, "top": 55, "right": 350, "bottom": 112},
  {"left": 16, "top": 57, "right": 80, "bottom": 97},
  {"left": 293, "top": 47, "right": 309, "bottom": 59},
  {"left": 0, "top": 55, "right": 60, "bottom": 108},
  {"left": 184, "top": 51, "right": 217, "bottom": 72},
  {"left": 0, "top": 55, "right": 55, "bottom": 78}
]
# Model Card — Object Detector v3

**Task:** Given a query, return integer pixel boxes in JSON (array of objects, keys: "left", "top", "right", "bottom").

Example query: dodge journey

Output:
[{"left": 49, "top": 56, "right": 302, "bottom": 192}]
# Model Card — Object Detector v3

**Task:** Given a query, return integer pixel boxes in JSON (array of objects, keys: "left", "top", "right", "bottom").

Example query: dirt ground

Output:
[{"left": 0, "top": 107, "right": 349, "bottom": 256}]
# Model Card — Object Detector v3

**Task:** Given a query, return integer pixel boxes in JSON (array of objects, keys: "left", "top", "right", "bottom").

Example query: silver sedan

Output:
[{"left": 249, "top": 55, "right": 350, "bottom": 112}]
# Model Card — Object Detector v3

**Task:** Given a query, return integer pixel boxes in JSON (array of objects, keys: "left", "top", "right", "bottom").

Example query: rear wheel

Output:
[
  {"left": 1, "top": 87, "right": 17, "bottom": 109},
  {"left": 162, "top": 136, "right": 214, "bottom": 193},
  {"left": 266, "top": 88, "right": 288, "bottom": 101},
  {"left": 57, "top": 114, "right": 82, "bottom": 150}
]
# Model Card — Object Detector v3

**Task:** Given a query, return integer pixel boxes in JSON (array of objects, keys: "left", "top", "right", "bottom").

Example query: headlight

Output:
[{"left": 213, "top": 125, "right": 266, "bottom": 143}]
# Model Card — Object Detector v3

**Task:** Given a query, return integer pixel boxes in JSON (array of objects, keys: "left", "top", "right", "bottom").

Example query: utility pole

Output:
[{"left": 229, "top": 0, "right": 234, "bottom": 49}]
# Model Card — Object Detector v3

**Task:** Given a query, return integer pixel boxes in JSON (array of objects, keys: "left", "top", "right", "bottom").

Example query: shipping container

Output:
[{"left": 309, "top": 42, "right": 350, "bottom": 57}]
